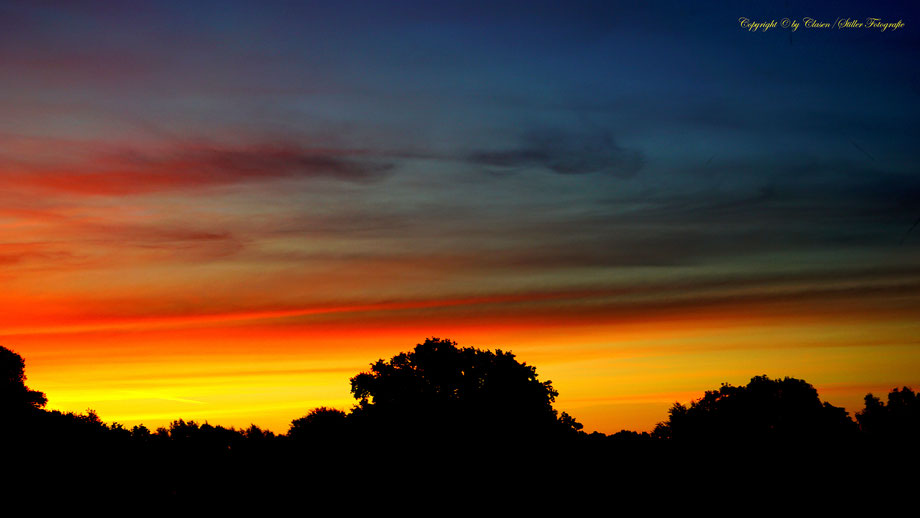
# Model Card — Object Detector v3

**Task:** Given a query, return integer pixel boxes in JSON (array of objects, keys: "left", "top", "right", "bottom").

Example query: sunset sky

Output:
[{"left": 2, "top": 0, "right": 918, "bottom": 434}]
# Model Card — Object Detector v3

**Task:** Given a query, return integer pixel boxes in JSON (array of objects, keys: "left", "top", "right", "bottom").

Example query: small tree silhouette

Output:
[
  {"left": 654, "top": 375, "right": 856, "bottom": 440},
  {"left": 856, "top": 387, "right": 920, "bottom": 437},
  {"left": 288, "top": 407, "right": 348, "bottom": 441}
]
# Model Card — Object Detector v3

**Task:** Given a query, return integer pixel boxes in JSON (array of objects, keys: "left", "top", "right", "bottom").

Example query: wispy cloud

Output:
[
  {"left": 3, "top": 265, "right": 918, "bottom": 336},
  {"left": 467, "top": 129, "right": 644, "bottom": 177},
  {"left": 4, "top": 140, "right": 395, "bottom": 195}
]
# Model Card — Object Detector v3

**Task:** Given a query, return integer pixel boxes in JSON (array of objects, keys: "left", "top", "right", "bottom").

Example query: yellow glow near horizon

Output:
[{"left": 13, "top": 299, "right": 918, "bottom": 434}]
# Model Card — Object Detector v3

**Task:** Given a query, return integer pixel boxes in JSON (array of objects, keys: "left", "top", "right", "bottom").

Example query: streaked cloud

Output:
[
  {"left": 4, "top": 141, "right": 394, "bottom": 195},
  {"left": 467, "top": 129, "right": 644, "bottom": 177},
  {"left": 1, "top": 0, "right": 918, "bottom": 434}
]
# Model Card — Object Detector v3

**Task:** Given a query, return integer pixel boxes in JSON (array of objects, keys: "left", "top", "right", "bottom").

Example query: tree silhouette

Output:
[
  {"left": 348, "top": 337, "right": 581, "bottom": 439},
  {"left": 856, "top": 387, "right": 920, "bottom": 438},
  {"left": 0, "top": 345, "right": 47, "bottom": 416},
  {"left": 288, "top": 407, "right": 348, "bottom": 441},
  {"left": 654, "top": 375, "right": 857, "bottom": 440}
]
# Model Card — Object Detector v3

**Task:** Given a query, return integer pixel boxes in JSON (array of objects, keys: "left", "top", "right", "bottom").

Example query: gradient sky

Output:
[{"left": 1, "top": 0, "right": 918, "bottom": 434}]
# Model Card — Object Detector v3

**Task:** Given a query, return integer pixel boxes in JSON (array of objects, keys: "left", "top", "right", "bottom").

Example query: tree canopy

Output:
[
  {"left": 0, "top": 345, "right": 47, "bottom": 414},
  {"left": 288, "top": 407, "right": 348, "bottom": 441},
  {"left": 856, "top": 387, "right": 920, "bottom": 437},
  {"left": 348, "top": 337, "right": 582, "bottom": 439},
  {"left": 654, "top": 375, "right": 857, "bottom": 440}
]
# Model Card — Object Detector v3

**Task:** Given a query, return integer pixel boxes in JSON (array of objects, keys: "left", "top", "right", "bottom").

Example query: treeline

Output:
[
  {"left": 3, "top": 339, "right": 919, "bottom": 446},
  {"left": 11, "top": 382, "right": 919, "bottom": 448},
  {"left": 3, "top": 339, "right": 919, "bottom": 500}
]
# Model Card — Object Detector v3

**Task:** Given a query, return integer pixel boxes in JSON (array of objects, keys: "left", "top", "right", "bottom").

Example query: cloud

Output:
[
  {"left": 83, "top": 223, "right": 244, "bottom": 257},
  {"left": 467, "top": 129, "right": 644, "bottom": 177},
  {"left": 5, "top": 141, "right": 395, "bottom": 196},
  {"left": 0, "top": 242, "right": 76, "bottom": 267},
  {"left": 5, "top": 264, "right": 918, "bottom": 336},
  {"left": 0, "top": 207, "right": 247, "bottom": 272}
]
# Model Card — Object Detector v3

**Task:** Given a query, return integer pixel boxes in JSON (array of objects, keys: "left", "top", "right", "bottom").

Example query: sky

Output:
[{"left": 1, "top": 0, "right": 918, "bottom": 434}]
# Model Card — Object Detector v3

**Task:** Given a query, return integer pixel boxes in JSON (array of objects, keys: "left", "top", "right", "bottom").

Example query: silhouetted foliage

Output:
[
  {"left": 2, "top": 341, "right": 918, "bottom": 500},
  {"left": 288, "top": 407, "right": 348, "bottom": 441},
  {"left": 654, "top": 375, "right": 857, "bottom": 440},
  {"left": 160, "top": 418, "right": 243, "bottom": 455},
  {"left": 242, "top": 423, "right": 275, "bottom": 440},
  {"left": 608, "top": 430, "right": 653, "bottom": 440},
  {"left": 0, "top": 345, "right": 48, "bottom": 415},
  {"left": 132, "top": 424, "right": 152, "bottom": 440},
  {"left": 856, "top": 387, "right": 920, "bottom": 438},
  {"left": 348, "top": 337, "right": 581, "bottom": 439}
]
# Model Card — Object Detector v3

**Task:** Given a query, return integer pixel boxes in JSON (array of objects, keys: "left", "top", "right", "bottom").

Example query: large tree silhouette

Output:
[
  {"left": 348, "top": 337, "right": 582, "bottom": 439},
  {"left": 653, "top": 375, "right": 857, "bottom": 440}
]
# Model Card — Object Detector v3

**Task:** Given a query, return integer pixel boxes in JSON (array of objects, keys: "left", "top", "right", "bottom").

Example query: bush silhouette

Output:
[
  {"left": 654, "top": 375, "right": 857, "bottom": 440},
  {"left": 348, "top": 337, "right": 582, "bottom": 439},
  {"left": 288, "top": 407, "right": 348, "bottom": 441}
]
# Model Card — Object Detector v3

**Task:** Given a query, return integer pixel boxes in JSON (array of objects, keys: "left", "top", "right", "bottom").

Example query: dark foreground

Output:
[{"left": 9, "top": 434, "right": 918, "bottom": 508}]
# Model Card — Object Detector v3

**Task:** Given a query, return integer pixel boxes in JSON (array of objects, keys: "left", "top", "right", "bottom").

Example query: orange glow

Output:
[
  {"left": 3, "top": 138, "right": 918, "bottom": 436},
  {"left": 4, "top": 4, "right": 919, "bottom": 443},
  {"left": 7, "top": 288, "right": 918, "bottom": 434}
]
